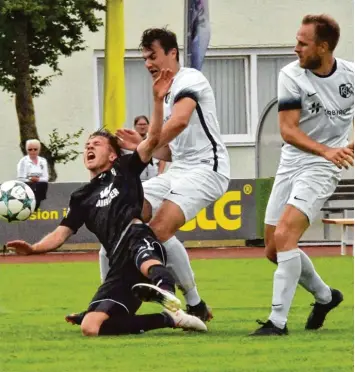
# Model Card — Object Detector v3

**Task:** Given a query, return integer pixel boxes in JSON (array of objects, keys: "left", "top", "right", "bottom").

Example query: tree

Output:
[{"left": 0, "top": 0, "right": 106, "bottom": 181}]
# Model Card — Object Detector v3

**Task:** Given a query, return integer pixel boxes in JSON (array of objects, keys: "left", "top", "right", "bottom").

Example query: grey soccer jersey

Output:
[
  {"left": 163, "top": 67, "right": 230, "bottom": 179},
  {"left": 278, "top": 58, "right": 354, "bottom": 168}
]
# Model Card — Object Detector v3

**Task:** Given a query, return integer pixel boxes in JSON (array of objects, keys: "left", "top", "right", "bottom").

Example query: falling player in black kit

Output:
[{"left": 5, "top": 69, "right": 207, "bottom": 336}]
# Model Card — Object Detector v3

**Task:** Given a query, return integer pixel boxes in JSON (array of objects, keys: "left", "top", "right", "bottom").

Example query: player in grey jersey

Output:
[{"left": 251, "top": 14, "right": 354, "bottom": 336}]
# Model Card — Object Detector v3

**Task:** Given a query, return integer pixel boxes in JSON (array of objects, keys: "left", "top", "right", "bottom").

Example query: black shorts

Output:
[{"left": 87, "top": 224, "right": 167, "bottom": 317}]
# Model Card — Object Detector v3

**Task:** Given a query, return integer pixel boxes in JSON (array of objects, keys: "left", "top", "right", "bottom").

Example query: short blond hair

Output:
[{"left": 25, "top": 139, "right": 41, "bottom": 151}]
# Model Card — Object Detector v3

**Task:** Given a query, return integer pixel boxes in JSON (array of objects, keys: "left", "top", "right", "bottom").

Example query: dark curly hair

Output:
[{"left": 140, "top": 27, "right": 179, "bottom": 62}]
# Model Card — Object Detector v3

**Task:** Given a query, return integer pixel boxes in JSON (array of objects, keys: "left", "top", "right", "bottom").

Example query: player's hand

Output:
[
  {"left": 115, "top": 129, "right": 143, "bottom": 151},
  {"left": 5, "top": 240, "right": 36, "bottom": 255},
  {"left": 322, "top": 147, "right": 354, "bottom": 169},
  {"left": 152, "top": 69, "right": 174, "bottom": 101},
  {"left": 30, "top": 176, "right": 40, "bottom": 182}
]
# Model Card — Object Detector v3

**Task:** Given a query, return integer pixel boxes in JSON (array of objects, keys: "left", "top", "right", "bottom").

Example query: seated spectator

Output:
[
  {"left": 17, "top": 139, "right": 49, "bottom": 211},
  {"left": 134, "top": 115, "right": 166, "bottom": 181}
]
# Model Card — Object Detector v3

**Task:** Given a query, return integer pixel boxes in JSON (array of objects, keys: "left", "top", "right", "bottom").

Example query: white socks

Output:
[
  {"left": 269, "top": 249, "right": 301, "bottom": 329},
  {"left": 163, "top": 236, "right": 201, "bottom": 306},
  {"left": 298, "top": 249, "right": 332, "bottom": 304}
]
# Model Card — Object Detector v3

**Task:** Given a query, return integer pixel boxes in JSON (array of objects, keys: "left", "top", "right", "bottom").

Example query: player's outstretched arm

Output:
[
  {"left": 136, "top": 69, "right": 173, "bottom": 163},
  {"left": 6, "top": 226, "right": 74, "bottom": 255},
  {"left": 280, "top": 109, "right": 354, "bottom": 169}
]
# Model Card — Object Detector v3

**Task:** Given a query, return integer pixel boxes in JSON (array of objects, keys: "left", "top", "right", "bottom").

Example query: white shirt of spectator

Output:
[{"left": 17, "top": 155, "right": 49, "bottom": 182}]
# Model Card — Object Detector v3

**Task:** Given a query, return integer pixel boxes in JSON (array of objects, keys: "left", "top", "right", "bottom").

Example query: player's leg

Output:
[
  {"left": 263, "top": 170, "right": 292, "bottom": 264},
  {"left": 65, "top": 245, "right": 110, "bottom": 326},
  {"left": 81, "top": 295, "right": 174, "bottom": 336},
  {"left": 251, "top": 205, "right": 308, "bottom": 336},
  {"left": 127, "top": 224, "right": 181, "bottom": 311},
  {"left": 251, "top": 169, "right": 300, "bottom": 336},
  {"left": 127, "top": 227, "right": 207, "bottom": 332},
  {"left": 142, "top": 172, "right": 209, "bottom": 319},
  {"left": 148, "top": 168, "right": 229, "bottom": 321},
  {"left": 264, "top": 223, "right": 334, "bottom": 310},
  {"left": 147, "top": 201, "right": 211, "bottom": 318},
  {"left": 80, "top": 260, "right": 206, "bottom": 336},
  {"left": 252, "top": 167, "right": 343, "bottom": 336},
  {"left": 296, "top": 170, "right": 343, "bottom": 330},
  {"left": 264, "top": 224, "right": 277, "bottom": 263}
]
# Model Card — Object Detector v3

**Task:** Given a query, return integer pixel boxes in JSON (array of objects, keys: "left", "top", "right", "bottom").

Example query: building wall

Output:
[{"left": 0, "top": 0, "right": 353, "bottom": 182}]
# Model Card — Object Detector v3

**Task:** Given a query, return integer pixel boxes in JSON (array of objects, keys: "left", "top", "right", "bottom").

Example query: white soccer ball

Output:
[{"left": 0, "top": 181, "right": 36, "bottom": 222}]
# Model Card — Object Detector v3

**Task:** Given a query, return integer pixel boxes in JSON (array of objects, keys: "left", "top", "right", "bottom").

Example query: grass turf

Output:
[{"left": 0, "top": 257, "right": 353, "bottom": 372}]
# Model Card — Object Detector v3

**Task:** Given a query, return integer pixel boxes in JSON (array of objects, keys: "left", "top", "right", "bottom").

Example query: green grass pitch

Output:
[{"left": 0, "top": 257, "right": 353, "bottom": 372}]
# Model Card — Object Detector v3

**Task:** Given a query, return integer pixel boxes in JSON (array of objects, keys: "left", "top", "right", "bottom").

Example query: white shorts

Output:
[
  {"left": 143, "top": 164, "right": 230, "bottom": 222},
  {"left": 265, "top": 163, "right": 340, "bottom": 225}
]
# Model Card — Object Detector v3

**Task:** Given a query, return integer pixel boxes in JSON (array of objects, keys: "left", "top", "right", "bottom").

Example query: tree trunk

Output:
[{"left": 13, "top": 13, "right": 57, "bottom": 181}]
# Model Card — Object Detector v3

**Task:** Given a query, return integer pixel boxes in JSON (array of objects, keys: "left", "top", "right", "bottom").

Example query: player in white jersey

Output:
[
  {"left": 251, "top": 14, "right": 354, "bottom": 337},
  {"left": 117, "top": 28, "right": 230, "bottom": 321}
]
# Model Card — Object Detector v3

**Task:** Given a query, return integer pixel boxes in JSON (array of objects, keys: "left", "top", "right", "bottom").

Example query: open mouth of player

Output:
[
  {"left": 150, "top": 69, "right": 159, "bottom": 77},
  {"left": 87, "top": 152, "right": 96, "bottom": 161}
]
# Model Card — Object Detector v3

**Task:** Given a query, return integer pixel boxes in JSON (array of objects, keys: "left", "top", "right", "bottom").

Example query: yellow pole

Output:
[{"left": 103, "top": 0, "right": 126, "bottom": 132}]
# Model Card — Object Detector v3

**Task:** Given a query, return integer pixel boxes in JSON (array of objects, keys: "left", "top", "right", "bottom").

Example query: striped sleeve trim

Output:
[{"left": 278, "top": 98, "right": 302, "bottom": 112}]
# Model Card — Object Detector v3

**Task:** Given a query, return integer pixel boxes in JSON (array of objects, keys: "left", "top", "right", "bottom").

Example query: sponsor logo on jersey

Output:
[
  {"left": 308, "top": 102, "right": 322, "bottom": 114},
  {"left": 324, "top": 107, "right": 352, "bottom": 117},
  {"left": 308, "top": 101, "right": 351, "bottom": 117},
  {"left": 339, "top": 83, "right": 353, "bottom": 98},
  {"left": 96, "top": 183, "right": 119, "bottom": 207}
]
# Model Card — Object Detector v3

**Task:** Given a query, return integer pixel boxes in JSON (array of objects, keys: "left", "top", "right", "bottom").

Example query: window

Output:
[
  {"left": 95, "top": 48, "right": 295, "bottom": 143},
  {"left": 97, "top": 57, "right": 154, "bottom": 128},
  {"left": 257, "top": 55, "right": 296, "bottom": 117},
  {"left": 202, "top": 58, "right": 248, "bottom": 135}
]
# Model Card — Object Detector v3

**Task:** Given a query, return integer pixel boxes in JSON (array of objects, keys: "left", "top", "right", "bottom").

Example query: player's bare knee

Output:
[
  {"left": 274, "top": 223, "right": 298, "bottom": 250},
  {"left": 81, "top": 322, "right": 100, "bottom": 337},
  {"left": 149, "top": 220, "right": 171, "bottom": 242},
  {"left": 81, "top": 312, "right": 107, "bottom": 337},
  {"left": 264, "top": 233, "right": 277, "bottom": 262}
]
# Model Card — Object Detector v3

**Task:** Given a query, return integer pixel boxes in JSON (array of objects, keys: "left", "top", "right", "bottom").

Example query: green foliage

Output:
[
  {"left": 0, "top": 0, "right": 105, "bottom": 96},
  {"left": 45, "top": 127, "right": 84, "bottom": 164}
]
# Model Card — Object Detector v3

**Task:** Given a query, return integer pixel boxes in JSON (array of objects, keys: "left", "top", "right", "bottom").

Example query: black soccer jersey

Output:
[{"left": 60, "top": 151, "right": 148, "bottom": 259}]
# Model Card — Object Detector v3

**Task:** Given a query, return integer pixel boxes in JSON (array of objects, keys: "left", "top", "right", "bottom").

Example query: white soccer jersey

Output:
[
  {"left": 278, "top": 58, "right": 354, "bottom": 169},
  {"left": 163, "top": 67, "right": 230, "bottom": 179}
]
